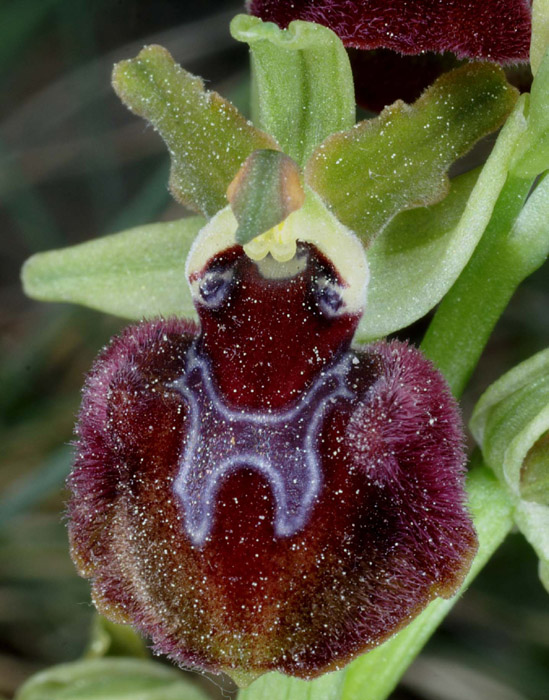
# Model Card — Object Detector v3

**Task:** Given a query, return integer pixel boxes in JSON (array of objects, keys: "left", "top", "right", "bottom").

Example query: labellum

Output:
[{"left": 68, "top": 185, "right": 477, "bottom": 682}]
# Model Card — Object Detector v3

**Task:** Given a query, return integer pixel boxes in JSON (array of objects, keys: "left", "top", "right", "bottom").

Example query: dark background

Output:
[{"left": 1, "top": 1, "right": 548, "bottom": 698}]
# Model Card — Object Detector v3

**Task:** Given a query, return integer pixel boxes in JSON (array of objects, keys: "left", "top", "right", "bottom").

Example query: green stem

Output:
[{"left": 420, "top": 173, "right": 534, "bottom": 397}]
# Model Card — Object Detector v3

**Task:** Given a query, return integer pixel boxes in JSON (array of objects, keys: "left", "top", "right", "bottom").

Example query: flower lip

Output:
[{"left": 248, "top": 0, "right": 532, "bottom": 63}]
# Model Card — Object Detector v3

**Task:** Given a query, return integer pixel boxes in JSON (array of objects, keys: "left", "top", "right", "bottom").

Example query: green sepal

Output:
[
  {"left": 511, "top": 47, "right": 549, "bottom": 177},
  {"left": 227, "top": 149, "right": 305, "bottom": 244},
  {"left": 112, "top": 44, "right": 277, "bottom": 218},
  {"left": 14, "top": 658, "right": 210, "bottom": 700},
  {"left": 21, "top": 218, "right": 204, "bottom": 320},
  {"left": 306, "top": 63, "right": 518, "bottom": 246},
  {"left": 231, "top": 14, "right": 355, "bottom": 166},
  {"left": 470, "top": 347, "right": 549, "bottom": 505},
  {"left": 357, "top": 95, "right": 528, "bottom": 341}
]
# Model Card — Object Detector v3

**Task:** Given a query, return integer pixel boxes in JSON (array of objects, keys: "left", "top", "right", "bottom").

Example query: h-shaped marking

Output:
[{"left": 171, "top": 345, "right": 353, "bottom": 548}]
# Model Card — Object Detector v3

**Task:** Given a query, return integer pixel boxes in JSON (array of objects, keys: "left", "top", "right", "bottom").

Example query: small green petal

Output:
[
  {"left": 15, "top": 658, "right": 209, "bottom": 700},
  {"left": 306, "top": 63, "right": 518, "bottom": 246},
  {"left": 112, "top": 44, "right": 277, "bottom": 218},
  {"left": 22, "top": 218, "right": 204, "bottom": 320},
  {"left": 231, "top": 14, "right": 355, "bottom": 166}
]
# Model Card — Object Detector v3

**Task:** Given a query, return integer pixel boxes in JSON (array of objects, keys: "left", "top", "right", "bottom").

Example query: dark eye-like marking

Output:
[
  {"left": 198, "top": 267, "right": 235, "bottom": 309},
  {"left": 313, "top": 276, "right": 345, "bottom": 318}
]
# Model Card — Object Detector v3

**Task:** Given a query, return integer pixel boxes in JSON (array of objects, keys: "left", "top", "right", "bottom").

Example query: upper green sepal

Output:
[
  {"left": 21, "top": 218, "right": 204, "bottom": 320},
  {"left": 231, "top": 14, "right": 355, "bottom": 166},
  {"left": 227, "top": 149, "right": 305, "bottom": 245},
  {"left": 306, "top": 62, "right": 518, "bottom": 247},
  {"left": 112, "top": 44, "right": 277, "bottom": 218}
]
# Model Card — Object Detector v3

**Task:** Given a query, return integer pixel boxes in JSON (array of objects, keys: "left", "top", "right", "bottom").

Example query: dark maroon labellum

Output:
[{"left": 69, "top": 243, "right": 477, "bottom": 680}]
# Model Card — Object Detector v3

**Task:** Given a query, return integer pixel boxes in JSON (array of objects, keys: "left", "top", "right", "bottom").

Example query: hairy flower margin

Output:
[{"left": 20, "top": 0, "right": 549, "bottom": 693}]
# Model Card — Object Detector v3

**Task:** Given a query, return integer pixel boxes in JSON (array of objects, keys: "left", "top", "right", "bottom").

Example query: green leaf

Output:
[
  {"left": 306, "top": 63, "right": 518, "bottom": 246},
  {"left": 238, "top": 667, "right": 345, "bottom": 700},
  {"left": 514, "top": 500, "right": 549, "bottom": 594},
  {"left": 227, "top": 149, "right": 305, "bottom": 245},
  {"left": 230, "top": 14, "right": 355, "bottom": 166},
  {"left": 511, "top": 48, "right": 549, "bottom": 177},
  {"left": 112, "top": 44, "right": 277, "bottom": 218},
  {"left": 340, "top": 462, "right": 514, "bottom": 700},
  {"left": 22, "top": 218, "right": 204, "bottom": 320},
  {"left": 471, "top": 347, "right": 549, "bottom": 595},
  {"left": 531, "top": 0, "right": 549, "bottom": 75},
  {"left": 15, "top": 658, "right": 210, "bottom": 700},
  {"left": 470, "top": 346, "right": 549, "bottom": 504},
  {"left": 357, "top": 93, "right": 528, "bottom": 342},
  {"left": 85, "top": 616, "right": 147, "bottom": 660}
]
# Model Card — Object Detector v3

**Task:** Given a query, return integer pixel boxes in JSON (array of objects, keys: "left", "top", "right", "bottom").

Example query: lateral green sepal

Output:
[
  {"left": 231, "top": 14, "right": 355, "bottom": 166},
  {"left": 22, "top": 218, "right": 205, "bottom": 320},
  {"left": 112, "top": 44, "right": 277, "bottom": 218},
  {"left": 306, "top": 63, "right": 518, "bottom": 247}
]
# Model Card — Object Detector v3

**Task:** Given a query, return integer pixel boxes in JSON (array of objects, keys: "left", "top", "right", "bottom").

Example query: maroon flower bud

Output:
[
  {"left": 248, "top": 0, "right": 532, "bottom": 62},
  {"left": 68, "top": 237, "right": 476, "bottom": 681}
]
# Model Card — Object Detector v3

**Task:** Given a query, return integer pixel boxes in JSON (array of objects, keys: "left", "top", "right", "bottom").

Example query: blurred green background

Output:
[{"left": 1, "top": 1, "right": 548, "bottom": 698}]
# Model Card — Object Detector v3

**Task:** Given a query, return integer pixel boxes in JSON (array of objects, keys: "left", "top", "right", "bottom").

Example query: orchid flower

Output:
[{"left": 19, "top": 2, "right": 549, "bottom": 699}]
